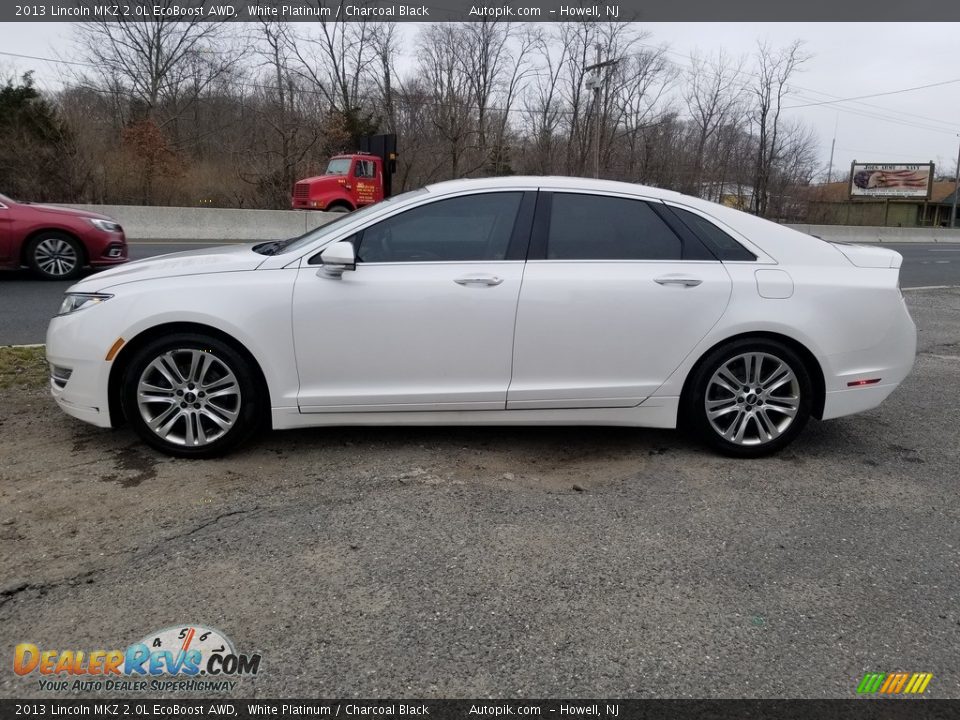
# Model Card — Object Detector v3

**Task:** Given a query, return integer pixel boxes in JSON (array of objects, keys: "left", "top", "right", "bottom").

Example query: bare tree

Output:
[
  {"left": 235, "top": 21, "right": 327, "bottom": 206},
  {"left": 522, "top": 29, "right": 568, "bottom": 175},
  {"left": 683, "top": 50, "right": 746, "bottom": 195},
  {"left": 75, "top": 5, "right": 238, "bottom": 120},
  {"left": 417, "top": 25, "right": 476, "bottom": 177},
  {"left": 749, "top": 40, "right": 809, "bottom": 217},
  {"left": 292, "top": 12, "right": 380, "bottom": 143}
]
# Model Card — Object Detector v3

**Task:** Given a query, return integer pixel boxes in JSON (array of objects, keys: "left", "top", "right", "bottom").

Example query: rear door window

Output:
[{"left": 546, "top": 193, "right": 683, "bottom": 260}]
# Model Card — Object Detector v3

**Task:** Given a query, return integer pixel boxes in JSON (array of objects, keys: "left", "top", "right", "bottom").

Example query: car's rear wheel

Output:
[
  {"left": 121, "top": 334, "right": 262, "bottom": 458},
  {"left": 27, "top": 232, "right": 84, "bottom": 280},
  {"left": 685, "top": 338, "right": 812, "bottom": 457}
]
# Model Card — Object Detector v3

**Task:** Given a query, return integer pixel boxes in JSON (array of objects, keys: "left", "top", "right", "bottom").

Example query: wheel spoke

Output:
[
  {"left": 706, "top": 397, "right": 739, "bottom": 419},
  {"left": 139, "top": 392, "right": 176, "bottom": 404},
  {"left": 200, "top": 406, "right": 233, "bottom": 429},
  {"left": 205, "top": 402, "right": 238, "bottom": 422},
  {"left": 731, "top": 410, "right": 750, "bottom": 443},
  {"left": 764, "top": 395, "right": 799, "bottom": 418},
  {"left": 742, "top": 354, "right": 755, "bottom": 386},
  {"left": 764, "top": 366, "right": 796, "bottom": 394},
  {"left": 201, "top": 373, "right": 235, "bottom": 391},
  {"left": 157, "top": 353, "right": 186, "bottom": 385},
  {"left": 184, "top": 412, "right": 197, "bottom": 446},
  {"left": 195, "top": 352, "right": 213, "bottom": 385},
  {"left": 717, "top": 366, "right": 743, "bottom": 391},
  {"left": 205, "top": 385, "right": 239, "bottom": 400},
  {"left": 755, "top": 409, "right": 780, "bottom": 440},
  {"left": 149, "top": 406, "right": 181, "bottom": 438},
  {"left": 195, "top": 415, "right": 208, "bottom": 445},
  {"left": 186, "top": 351, "right": 202, "bottom": 385},
  {"left": 140, "top": 380, "right": 173, "bottom": 394}
]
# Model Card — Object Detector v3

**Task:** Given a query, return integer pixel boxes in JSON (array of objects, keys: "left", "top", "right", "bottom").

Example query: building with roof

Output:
[{"left": 804, "top": 180, "right": 958, "bottom": 227}]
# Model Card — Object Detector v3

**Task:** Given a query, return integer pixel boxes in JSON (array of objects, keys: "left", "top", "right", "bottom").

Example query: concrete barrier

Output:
[
  {"left": 785, "top": 224, "right": 960, "bottom": 244},
  {"left": 65, "top": 204, "right": 337, "bottom": 241},
  {"left": 60, "top": 204, "right": 960, "bottom": 244}
]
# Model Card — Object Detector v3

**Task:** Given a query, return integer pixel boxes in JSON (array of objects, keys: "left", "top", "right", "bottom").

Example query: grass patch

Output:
[{"left": 0, "top": 345, "right": 48, "bottom": 390}]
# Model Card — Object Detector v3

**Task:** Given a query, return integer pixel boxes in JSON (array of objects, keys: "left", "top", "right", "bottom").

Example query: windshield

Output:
[
  {"left": 325, "top": 158, "right": 352, "bottom": 176},
  {"left": 0, "top": 193, "right": 13, "bottom": 205},
  {"left": 256, "top": 188, "right": 429, "bottom": 256}
]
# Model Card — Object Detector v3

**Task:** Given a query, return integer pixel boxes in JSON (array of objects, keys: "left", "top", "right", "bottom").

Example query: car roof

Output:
[
  {"left": 425, "top": 175, "right": 686, "bottom": 201},
  {"left": 421, "top": 175, "right": 842, "bottom": 266}
]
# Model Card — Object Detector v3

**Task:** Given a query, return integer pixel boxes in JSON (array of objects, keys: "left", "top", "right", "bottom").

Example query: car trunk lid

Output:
[{"left": 829, "top": 242, "right": 903, "bottom": 269}]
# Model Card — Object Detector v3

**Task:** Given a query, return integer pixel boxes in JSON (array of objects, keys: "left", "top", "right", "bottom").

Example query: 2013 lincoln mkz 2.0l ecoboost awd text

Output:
[{"left": 45, "top": 176, "right": 916, "bottom": 459}]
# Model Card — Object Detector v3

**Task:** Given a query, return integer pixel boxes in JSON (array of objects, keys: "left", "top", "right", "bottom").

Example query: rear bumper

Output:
[
  {"left": 820, "top": 295, "right": 917, "bottom": 420},
  {"left": 822, "top": 382, "right": 900, "bottom": 421}
]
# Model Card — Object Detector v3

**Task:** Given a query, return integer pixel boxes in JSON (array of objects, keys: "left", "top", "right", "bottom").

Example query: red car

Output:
[{"left": 0, "top": 192, "right": 129, "bottom": 280}]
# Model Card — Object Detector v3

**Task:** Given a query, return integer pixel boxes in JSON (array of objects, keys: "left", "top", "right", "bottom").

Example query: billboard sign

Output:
[{"left": 849, "top": 162, "right": 933, "bottom": 199}]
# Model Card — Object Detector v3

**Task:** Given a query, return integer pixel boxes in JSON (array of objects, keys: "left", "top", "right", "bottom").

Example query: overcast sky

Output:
[{"left": 2, "top": 21, "right": 959, "bottom": 179}]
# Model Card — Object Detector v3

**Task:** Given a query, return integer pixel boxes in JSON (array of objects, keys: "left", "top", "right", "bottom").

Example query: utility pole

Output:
[
  {"left": 826, "top": 137, "right": 836, "bottom": 185},
  {"left": 594, "top": 44, "right": 601, "bottom": 180},
  {"left": 584, "top": 49, "right": 620, "bottom": 180},
  {"left": 952, "top": 136, "right": 960, "bottom": 228},
  {"left": 826, "top": 114, "right": 839, "bottom": 184}
]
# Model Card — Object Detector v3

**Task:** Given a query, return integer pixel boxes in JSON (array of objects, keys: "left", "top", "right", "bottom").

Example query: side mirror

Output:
[{"left": 318, "top": 241, "right": 356, "bottom": 277}]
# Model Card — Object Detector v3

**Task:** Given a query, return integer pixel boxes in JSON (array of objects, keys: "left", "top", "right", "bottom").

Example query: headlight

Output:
[
  {"left": 58, "top": 293, "right": 113, "bottom": 316},
  {"left": 88, "top": 218, "right": 122, "bottom": 233}
]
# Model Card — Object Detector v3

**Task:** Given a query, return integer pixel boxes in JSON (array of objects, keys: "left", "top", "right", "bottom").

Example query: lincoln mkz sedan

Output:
[
  {"left": 0, "top": 193, "right": 128, "bottom": 280},
  {"left": 46, "top": 177, "right": 916, "bottom": 458}
]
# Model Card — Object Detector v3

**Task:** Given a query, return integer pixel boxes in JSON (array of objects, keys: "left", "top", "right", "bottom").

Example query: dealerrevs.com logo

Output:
[
  {"left": 14, "top": 625, "right": 261, "bottom": 693},
  {"left": 857, "top": 672, "right": 934, "bottom": 695}
]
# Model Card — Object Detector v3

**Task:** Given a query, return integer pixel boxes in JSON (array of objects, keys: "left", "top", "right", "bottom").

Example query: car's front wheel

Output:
[
  {"left": 685, "top": 338, "right": 813, "bottom": 457},
  {"left": 121, "top": 334, "right": 263, "bottom": 458},
  {"left": 27, "top": 232, "right": 84, "bottom": 280}
]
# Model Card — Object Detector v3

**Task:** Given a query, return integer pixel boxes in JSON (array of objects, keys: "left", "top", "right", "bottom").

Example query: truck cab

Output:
[{"left": 292, "top": 154, "right": 385, "bottom": 212}]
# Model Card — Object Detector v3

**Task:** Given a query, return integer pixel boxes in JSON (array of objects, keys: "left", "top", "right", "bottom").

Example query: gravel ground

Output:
[{"left": 1, "top": 289, "right": 958, "bottom": 699}]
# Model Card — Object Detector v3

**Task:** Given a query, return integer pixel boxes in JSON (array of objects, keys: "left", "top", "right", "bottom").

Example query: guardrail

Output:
[
  {"left": 784, "top": 224, "right": 960, "bottom": 244},
  {"left": 63, "top": 204, "right": 960, "bottom": 244},
  {"left": 65, "top": 204, "right": 337, "bottom": 241}
]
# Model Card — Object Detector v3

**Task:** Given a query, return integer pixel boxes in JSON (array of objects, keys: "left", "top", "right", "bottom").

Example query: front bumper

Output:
[
  {"left": 88, "top": 232, "right": 129, "bottom": 268},
  {"left": 46, "top": 312, "right": 116, "bottom": 429}
]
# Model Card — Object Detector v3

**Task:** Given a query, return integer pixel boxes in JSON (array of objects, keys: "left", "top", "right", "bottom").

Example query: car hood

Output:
[
  {"left": 24, "top": 203, "right": 116, "bottom": 221},
  {"left": 70, "top": 244, "right": 266, "bottom": 292}
]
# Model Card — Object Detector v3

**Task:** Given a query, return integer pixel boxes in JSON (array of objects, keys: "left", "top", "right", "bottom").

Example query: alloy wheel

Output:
[
  {"left": 34, "top": 237, "right": 79, "bottom": 278},
  {"left": 704, "top": 352, "right": 801, "bottom": 446},
  {"left": 136, "top": 349, "right": 242, "bottom": 447}
]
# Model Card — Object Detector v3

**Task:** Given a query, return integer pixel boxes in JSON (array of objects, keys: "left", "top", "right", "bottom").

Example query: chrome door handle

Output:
[
  {"left": 654, "top": 275, "right": 703, "bottom": 287},
  {"left": 454, "top": 275, "right": 503, "bottom": 287}
]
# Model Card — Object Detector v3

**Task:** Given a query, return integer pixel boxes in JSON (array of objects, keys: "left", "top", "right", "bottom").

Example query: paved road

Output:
[
  {"left": 1, "top": 241, "right": 958, "bottom": 346},
  {"left": 1, "top": 288, "right": 958, "bottom": 698},
  {"left": 0, "top": 241, "right": 232, "bottom": 345}
]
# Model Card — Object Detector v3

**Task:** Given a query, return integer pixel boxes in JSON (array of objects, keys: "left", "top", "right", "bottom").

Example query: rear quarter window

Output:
[{"left": 667, "top": 206, "right": 757, "bottom": 262}]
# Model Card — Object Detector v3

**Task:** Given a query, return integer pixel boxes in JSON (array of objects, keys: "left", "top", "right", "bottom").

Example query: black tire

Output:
[
  {"left": 326, "top": 203, "right": 352, "bottom": 214},
  {"left": 121, "top": 333, "right": 264, "bottom": 458},
  {"left": 26, "top": 232, "right": 84, "bottom": 280},
  {"left": 683, "top": 338, "right": 813, "bottom": 458}
]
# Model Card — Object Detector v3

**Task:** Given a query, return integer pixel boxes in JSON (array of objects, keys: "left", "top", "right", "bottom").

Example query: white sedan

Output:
[{"left": 46, "top": 177, "right": 916, "bottom": 458}]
